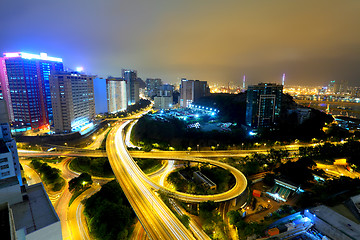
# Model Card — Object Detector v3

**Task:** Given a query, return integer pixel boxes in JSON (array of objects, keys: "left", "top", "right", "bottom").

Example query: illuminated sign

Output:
[{"left": 4, "top": 52, "right": 63, "bottom": 62}]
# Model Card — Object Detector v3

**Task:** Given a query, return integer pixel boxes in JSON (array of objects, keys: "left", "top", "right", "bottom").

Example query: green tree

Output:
[
  {"left": 227, "top": 210, "right": 242, "bottom": 225},
  {"left": 69, "top": 173, "right": 92, "bottom": 192}
]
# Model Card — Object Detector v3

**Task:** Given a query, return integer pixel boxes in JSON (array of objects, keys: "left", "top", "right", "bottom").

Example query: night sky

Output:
[{"left": 1, "top": 0, "right": 360, "bottom": 87}]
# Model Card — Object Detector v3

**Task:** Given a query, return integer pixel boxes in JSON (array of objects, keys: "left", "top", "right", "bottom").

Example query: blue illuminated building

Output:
[
  {"left": 0, "top": 52, "right": 63, "bottom": 131},
  {"left": 245, "top": 83, "right": 283, "bottom": 128}
]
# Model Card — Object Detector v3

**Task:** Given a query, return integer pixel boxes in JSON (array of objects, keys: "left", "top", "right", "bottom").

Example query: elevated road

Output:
[
  {"left": 17, "top": 148, "right": 293, "bottom": 158},
  {"left": 19, "top": 141, "right": 314, "bottom": 158},
  {"left": 107, "top": 121, "right": 195, "bottom": 239},
  {"left": 131, "top": 153, "right": 248, "bottom": 203}
]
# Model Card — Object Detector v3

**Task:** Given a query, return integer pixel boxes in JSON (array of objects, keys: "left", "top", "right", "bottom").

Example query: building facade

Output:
[
  {"left": 246, "top": 83, "right": 283, "bottom": 128},
  {"left": 0, "top": 100, "right": 21, "bottom": 185},
  {"left": 145, "top": 78, "right": 162, "bottom": 98},
  {"left": 154, "top": 96, "right": 173, "bottom": 109},
  {"left": 50, "top": 71, "right": 95, "bottom": 133},
  {"left": 0, "top": 100, "right": 62, "bottom": 240},
  {"left": 106, "top": 77, "right": 127, "bottom": 114},
  {"left": 0, "top": 52, "right": 63, "bottom": 131},
  {"left": 122, "top": 69, "right": 139, "bottom": 105},
  {"left": 158, "top": 84, "right": 174, "bottom": 97},
  {"left": 179, "top": 78, "right": 209, "bottom": 107}
]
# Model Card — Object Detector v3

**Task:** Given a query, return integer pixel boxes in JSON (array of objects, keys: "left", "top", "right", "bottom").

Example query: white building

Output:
[
  {"left": 0, "top": 100, "right": 62, "bottom": 240},
  {"left": 0, "top": 100, "right": 21, "bottom": 185},
  {"left": 154, "top": 96, "right": 173, "bottom": 109},
  {"left": 50, "top": 71, "right": 96, "bottom": 133},
  {"left": 106, "top": 77, "right": 127, "bottom": 114}
]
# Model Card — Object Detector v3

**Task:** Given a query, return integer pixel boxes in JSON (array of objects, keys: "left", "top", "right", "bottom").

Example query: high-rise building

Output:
[
  {"left": 145, "top": 78, "right": 162, "bottom": 98},
  {"left": 0, "top": 52, "right": 63, "bottom": 131},
  {"left": 50, "top": 71, "right": 95, "bottom": 133},
  {"left": 158, "top": 84, "right": 174, "bottom": 97},
  {"left": 0, "top": 100, "right": 62, "bottom": 240},
  {"left": 122, "top": 69, "right": 139, "bottom": 105},
  {"left": 328, "top": 80, "right": 348, "bottom": 94},
  {"left": 245, "top": 83, "right": 283, "bottom": 128},
  {"left": 154, "top": 96, "right": 173, "bottom": 109},
  {"left": 179, "top": 78, "right": 209, "bottom": 108},
  {"left": 106, "top": 77, "right": 127, "bottom": 114}
]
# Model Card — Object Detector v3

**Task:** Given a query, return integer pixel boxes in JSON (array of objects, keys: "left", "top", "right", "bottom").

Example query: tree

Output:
[
  {"left": 69, "top": 173, "right": 92, "bottom": 192},
  {"left": 227, "top": 210, "right": 242, "bottom": 225},
  {"left": 199, "top": 201, "right": 217, "bottom": 213},
  {"left": 84, "top": 180, "right": 134, "bottom": 240}
]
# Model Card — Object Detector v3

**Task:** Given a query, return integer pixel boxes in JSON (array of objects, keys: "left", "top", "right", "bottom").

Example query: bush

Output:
[
  {"left": 84, "top": 180, "right": 135, "bottom": 240},
  {"left": 30, "top": 160, "right": 65, "bottom": 191},
  {"left": 70, "top": 157, "right": 114, "bottom": 177},
  {"left": 69, "top": 173, "right": 93, "bottom": 192}
]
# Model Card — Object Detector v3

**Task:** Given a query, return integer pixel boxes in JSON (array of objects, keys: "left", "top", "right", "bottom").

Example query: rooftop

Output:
[
  {"left": 3, "top": 52, "right": 62, "bottom": 62},
  {"left": 310, "top": 205, "right": 360, "bottom": 239},
  {"left": 11, "top": 183, "right": 59, "bottom": 234}
]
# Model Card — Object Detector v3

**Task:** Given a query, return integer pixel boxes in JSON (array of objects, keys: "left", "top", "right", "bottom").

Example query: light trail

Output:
[{"left": 107, "top": 121, "right": 195, "bottom": 239}]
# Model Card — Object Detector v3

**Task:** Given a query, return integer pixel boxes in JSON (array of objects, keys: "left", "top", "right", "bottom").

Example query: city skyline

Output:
[{"left": 1, "top": 1, "right": 360, "bottom": 87}]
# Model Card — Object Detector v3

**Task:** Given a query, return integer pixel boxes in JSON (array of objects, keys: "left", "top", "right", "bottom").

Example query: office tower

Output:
[
  {"left": 122, "top": 69, "right": 139, "bottom": 105},
  {"left": 328, "top": 80, "right": 336, "bottom": 93},
  {"left": 0, "top": 52, "right": 63, "bottom": 131},
  {"left": 328, "top": 80, "right": 348, "bottom": 94},
  {"left": 179, "top": 78, "right": 210, "bottom": 108},
  {"left": 245, "top": 83, "right": 283, "bottom": 128},
  {"left": 154, "top": 84, "right": 175, "bottom": 109},
  {"left": 145, "top": 78, "right": 162, "bottom": 98},
  {"left": 158, "top": 84, "right": 174, "bottom": 97},
  {"left": 0, "top": 100, "right": 62, "bottom": 240},
  {"left": 154, "top": 96, "right": 173, "bottom": 109},
  {"left": 339, "top": 80, "right": 348, "bottom": 94},
  {"left": 50, "top": 71, "right": 95, "bottom": 133},
  {"left": 106, "top": 77, "right": 127, "bottom": 113}
]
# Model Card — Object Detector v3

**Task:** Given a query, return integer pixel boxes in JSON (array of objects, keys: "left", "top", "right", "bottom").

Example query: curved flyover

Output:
[
  {"left": 110, "top": 120, "right": 247, "bottom": 202},
  {"left": 107, "top": 121, "right": 195, "bottom": 240},
  {"left": 107, "top": 120, "right": 247, "bottom": 239},
  {"left": 135, "top": 154, "right": 247, "bottom": 203}
]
